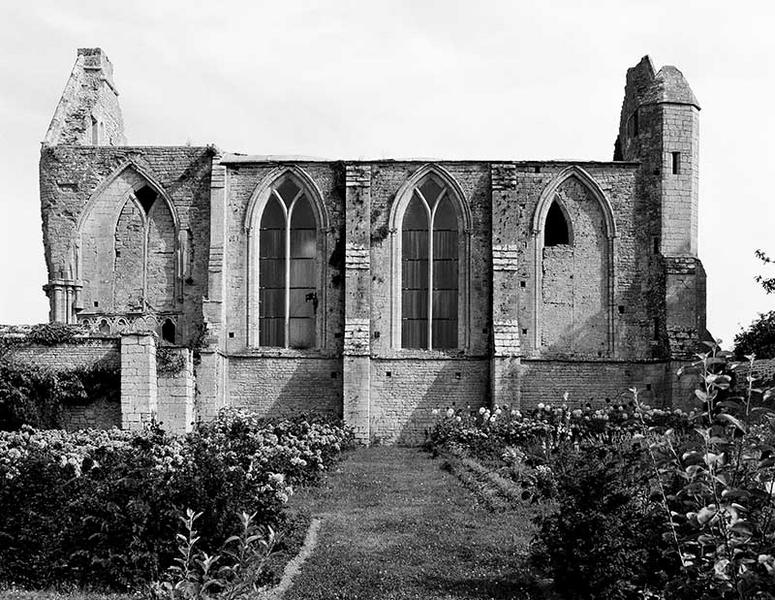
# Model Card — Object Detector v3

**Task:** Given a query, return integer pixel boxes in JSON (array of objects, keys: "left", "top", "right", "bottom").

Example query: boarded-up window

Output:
[
  {"left": 259, "top": 178, "right": 317, "bottom": 348},
  {"left": 112, "top": 185, "right": 177, "bottom": 313},
  {"left": 401, "top": 176, "right": 459, "bottom": 349}
]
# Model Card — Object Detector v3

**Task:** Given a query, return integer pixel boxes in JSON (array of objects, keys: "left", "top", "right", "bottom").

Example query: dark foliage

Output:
[
  {"left": 0, "top": 357, "right": 120, "bottom": 431},
  {"left": 734, "top": 310, "right": 775, "bottom": 360},
  {"left": 0, "top": 413, "right": 352, "bottom": 591},
  {"left": 531, "top": 446, "right": 679, "bottom": 600}
]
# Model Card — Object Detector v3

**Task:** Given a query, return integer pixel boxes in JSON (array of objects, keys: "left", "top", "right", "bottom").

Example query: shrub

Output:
[
  {"left": 0, "top": 410, "right": 353, "bottom": 591},
  {"left": 531, "top": 445, "right": 678, "bottom": 600},
  {"left": 427, "top": 344, "right": 775, "bottom": 599},
  {"left": 643, "top": 348, "right": 775, "bottom": 598},
  {"left": 734, "top": 310, "right": 775, "bottom": 360}
]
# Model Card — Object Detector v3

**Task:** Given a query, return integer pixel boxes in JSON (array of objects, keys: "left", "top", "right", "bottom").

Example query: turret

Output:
[
  {"left": 616, "top": 56, "right": 707, "bottom": 361},
  {"left": 616, "top": 56, "right": 700, "bottom": 257},
  {"left": 43, "top": 48, "right": 126, "bottom": 146}
]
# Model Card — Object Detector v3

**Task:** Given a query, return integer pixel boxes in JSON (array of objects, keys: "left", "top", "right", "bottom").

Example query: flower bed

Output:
[
  {"left": 426, "top": 348, "right": 775, "bottom": 599},
  {"left": 0, "top": 410, "right": 353, "bottom": 592},
  {"left": 427, "top": 399, "right": 695, "bottom": 497}
]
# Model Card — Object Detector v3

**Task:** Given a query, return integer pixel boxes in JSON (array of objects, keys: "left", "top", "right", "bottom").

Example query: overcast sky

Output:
[{"left": 0, "top": 0, "right": 773, "bottom": 348}]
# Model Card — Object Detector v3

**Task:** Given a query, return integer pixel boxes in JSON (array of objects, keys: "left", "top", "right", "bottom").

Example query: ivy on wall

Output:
[
  {"left": 156, "top": 346, "right": 187, "bottom": 376},
  {"left": 0, "top": 355, "right": 120, "bottom": 431}
]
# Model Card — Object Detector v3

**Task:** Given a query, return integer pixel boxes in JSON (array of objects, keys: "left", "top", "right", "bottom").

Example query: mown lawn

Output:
[{"left": 284, "top": 447, "right": 538, "bottom": 600}]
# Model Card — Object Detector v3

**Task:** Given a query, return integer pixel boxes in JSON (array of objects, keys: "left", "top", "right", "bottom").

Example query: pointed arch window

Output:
[
  {"left": 401, "top": 175, "right": 459, "bottom": 349},
  {"left": 544, "top": 200, "right": 571, "bottom": 247},
  {"left": 113, "top": 184, "right": 177, "bottom": 312},
  {"left": 258, "top": 177, "right": 318, "bottom": 348}
]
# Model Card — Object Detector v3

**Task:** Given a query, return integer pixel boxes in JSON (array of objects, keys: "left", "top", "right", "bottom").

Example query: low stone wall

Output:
[
  {"left": 739, "top": 357, "right": 775, "bottom": 384},
  {"left": 1, "top": 328, "right": 121, "bottom": 430},
  {"left": 1, "top": 327, "right": 195, "bottom": 434},
  {"left": 157, "top": 347, "right": 195, "bottom": 433},
  {"left": 62, "top": 399, "right": 122, "bottom": 430},
  {"left": 518, "top": 358, "right": 698, "bottom": 409}
]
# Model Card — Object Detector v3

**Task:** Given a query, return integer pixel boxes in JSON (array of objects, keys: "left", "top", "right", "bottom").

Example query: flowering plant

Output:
[{"left": 0, "top": 410, "right": 353, "bottom": 591}]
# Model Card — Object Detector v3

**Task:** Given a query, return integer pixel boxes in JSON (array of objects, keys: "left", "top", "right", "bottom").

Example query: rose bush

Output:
[{"left": 0, "top": 409, "right": 353, "bottom": 591}]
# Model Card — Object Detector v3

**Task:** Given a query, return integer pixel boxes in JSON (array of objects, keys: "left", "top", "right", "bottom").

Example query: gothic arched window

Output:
[
  {"left": 113, "top": 184, "right": 177, "bottom": 312},
  {"left": 401, "top": 175, "right": 459, "bottom": 349},
  {"left": 258, "top": 177, "right": 318, "bottom": 348}
]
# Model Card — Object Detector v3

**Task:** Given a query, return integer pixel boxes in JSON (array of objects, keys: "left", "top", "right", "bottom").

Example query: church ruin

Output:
[{"left": 37, "top": 48, "right": 708, "bottom": 442}]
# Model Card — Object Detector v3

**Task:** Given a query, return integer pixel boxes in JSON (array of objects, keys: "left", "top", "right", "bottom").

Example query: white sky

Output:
[{"left": 0, "top": 0, "right": 773, "bottom": 348}]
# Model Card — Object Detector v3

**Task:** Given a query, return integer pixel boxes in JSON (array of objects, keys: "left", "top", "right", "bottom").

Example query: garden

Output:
[
  {"left": 426, "top": 344, "right": 775, "bottom": 599},
  {"left": 0, "top": 409, "right": 354, "bottom": 598}
]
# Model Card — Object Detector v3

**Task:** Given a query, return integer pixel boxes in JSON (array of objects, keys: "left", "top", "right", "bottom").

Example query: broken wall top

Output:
[{"left": 44, "top": 48, "right": 127, "bottom": 146}]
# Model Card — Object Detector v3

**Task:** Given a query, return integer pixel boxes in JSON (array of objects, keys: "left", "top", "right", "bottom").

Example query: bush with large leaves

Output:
[{"left": 0, "top": 411, "right": 353, "bottom": 591}]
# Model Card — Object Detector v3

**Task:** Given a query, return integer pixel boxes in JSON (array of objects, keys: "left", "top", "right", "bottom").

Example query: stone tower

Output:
[{"left": 616, "top": 56, "right": 707, "bottom": 357}]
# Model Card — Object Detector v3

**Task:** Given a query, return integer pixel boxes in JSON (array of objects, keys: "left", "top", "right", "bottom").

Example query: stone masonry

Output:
[{"left": 36, "top": 49, "right": 711, "bottom": 443}]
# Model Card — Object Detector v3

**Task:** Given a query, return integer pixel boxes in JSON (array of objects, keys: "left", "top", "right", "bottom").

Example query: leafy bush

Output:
[
  {"left": 428, "top": 344, "right": 775, "bottom": 599},
  {"left": 734, "top": 310, "right": 775, "bottom": 360},
  {"left": 531, "top": 445, "right": 678, "bottom": 600},
  {"left": 643, "top": 348, "right": 775, "bottom": 598},
  {"left": 151, "top": 509, "right": 276, "bottom": 600},
  {"left": 0, "top": 410, "right": 353, "bottom": 591}
]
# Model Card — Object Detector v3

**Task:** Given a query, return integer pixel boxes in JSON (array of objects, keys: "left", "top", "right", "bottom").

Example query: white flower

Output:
[
  {"left": 489, "top": 415, "right": 497, "bottom": 423},
  {"left": 455, "top": 416, "right": 462, "bottom": 423},
  {"left": 537, "top": 403, "right": 545, "bottom": 410},
  {"left": 432, "top": 408, "right": 439, "bottom": 416},
  {"left": 495, "top": 408, "right": 502, "bottom": 416},
  {"left": 478, "top": 407, "right": 486, "bottom": 415},
  {"left": 446, "top": 408, "right": 455, "bottom": 418}
]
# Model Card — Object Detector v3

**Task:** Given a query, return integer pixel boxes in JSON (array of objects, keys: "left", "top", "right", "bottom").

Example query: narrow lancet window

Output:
[
  {"left": 544, "top": 201, "right": 570, "bottom": 246},
  {"left": 401, "top": 175, "right": 459, "bottom": 350},
  {"left": 161, "top": 319, "right": 176, "bottom": 344},
  {"left": 258, "top": 177, "right": 317, "bottom": 349}
]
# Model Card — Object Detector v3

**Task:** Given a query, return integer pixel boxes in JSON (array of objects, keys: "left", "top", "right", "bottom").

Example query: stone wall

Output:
[
  {"left": 734, "top": 357, "right": 775, "bottom": 386},
  {"left": 43, "top": 48, "right": 126, "bottom": 147},
  {"left": 1, "top": 333, "right": 121, "bottom": 430},
  {"left": 39, "top": 146, "right": 214, "bottom": 344},
  {"left": 370, "top": 358, "right": 490, "bottom": 445},
  {"left": 120, "top": 333, "right": 157, "bottom": 430},
  {"left": 519, "top": 359, "right": 687, "bottom": 409},
  {"left": 227, "top": 356, "right": 343, "bottom": 418},
  {"left": 157, "top": 347, "right": 195, "bottom": 433}
]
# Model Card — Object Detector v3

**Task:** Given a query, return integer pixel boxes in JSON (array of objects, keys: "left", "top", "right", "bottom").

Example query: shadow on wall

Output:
[
  {"left": 228, "top": 357, "right": 344, "bottom": 421},
  {"left": 540, "top": 306, "right": 611, "bottom": 358},
  {"left": 369, "top": 360, "right": 490, "bottom": 446},
  {"left": 519, "top": 359, "right": 676, "bottom": 411}
]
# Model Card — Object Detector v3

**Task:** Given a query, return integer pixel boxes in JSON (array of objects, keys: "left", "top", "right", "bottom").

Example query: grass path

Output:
[{"left": 282, "top": 447, "right": 537, "bottom": 600}]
